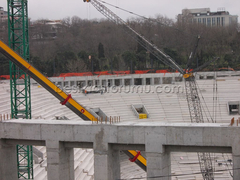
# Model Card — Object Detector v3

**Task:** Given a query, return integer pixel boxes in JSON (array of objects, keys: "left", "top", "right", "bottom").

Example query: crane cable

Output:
[
  {"left": 195, "top": 80, "right": 214, "bottom": 123},
  {"left": 97, "top": 0, "right": 192, "bottom": 36},
  {"left": 97, "top": 0, "right": 160, "bottom": 23},
  {"left": 213, "top": 62, "right": 233, "bottom": 178},
  {"left": 117, "top": 167, "right": 240, "bottom": 180}
]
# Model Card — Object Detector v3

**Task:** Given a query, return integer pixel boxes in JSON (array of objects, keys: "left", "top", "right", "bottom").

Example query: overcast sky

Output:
[{"left": 0, "top": 0, "right": 239, "bottom": 22}]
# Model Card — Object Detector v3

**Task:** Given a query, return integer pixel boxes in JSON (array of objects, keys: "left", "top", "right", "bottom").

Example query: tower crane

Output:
[{"left": 83, "top": 0, "right": 218, "bottom": 179}]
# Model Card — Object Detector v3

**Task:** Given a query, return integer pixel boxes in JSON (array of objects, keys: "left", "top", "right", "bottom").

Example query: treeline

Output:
[{"left": 0, "top": 15, "right": 240, "bottom": 76}]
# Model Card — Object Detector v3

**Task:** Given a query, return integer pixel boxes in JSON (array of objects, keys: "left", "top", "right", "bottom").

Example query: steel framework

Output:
[
  {"left": 85, "top": 0, "right": 215, "bottom": 179},
  {"left": 185, "top": 75, "right": 214, "bottom": 180},
  {"left": 7, "top": 0, "right": 33, "bottom": 179}
]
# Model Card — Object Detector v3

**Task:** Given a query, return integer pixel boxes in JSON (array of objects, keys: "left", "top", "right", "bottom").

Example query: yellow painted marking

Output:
[
  {"left": 139, "top": 114, "right": 147, "bottom": 119},
  {"left": 0, "top": 40, "right": 97, "bottom": 121}
]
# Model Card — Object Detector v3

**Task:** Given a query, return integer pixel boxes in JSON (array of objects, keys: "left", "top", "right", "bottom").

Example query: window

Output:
[
  {"left": 124, "top": 79, "right": 131, "bottom": 86},
  {"left": 77, "top": 81, "right": 85, "bottom": 88},
  {"left": 228, "top": 101, "right": 240, "bottom": 115},
  {"left": 217, "top": 17, "right": 220, "bottom": 26},
  {"left": 63, "top": 81, "right": 69, "bottom": 86},
  {"left": 162, "top": 77, "right": 172, "bottom": 84},
  {"left": 198, "top": 18, "right": 201, "bottom": 24},
  {"left": 175, "top": 77, "right": 183, "bottom": 82},
  {"left": 107, "top": 79, "right": 113, "bottom": 87},
  {"left": 207, "top": 18, "right": 211, "bottom": 26},
  {"left": 146, "top": 78, "right": 151, "bottom": 85},
  {"left": 199, "top": 75, "right": 204, "bottom": 79},
  {"left": 212, "top": 17, "right": 216, "bottom": 26},
  {"left": 221, "top": 17, "right": 225, "bottom": 26},
  {"left": 87, "top": 80, "right": 93, "bottom": 86},
  {"left": 115, "top": 79, "right": 121, "bottom": 86},
  {"left": 57, "top": 82, "right": 62, "bottom": 87},
  {"left": 70, "top": 81, "right": 75, "bottom": 86},
  {"left": 134, "top": 78, "right": 142, "bottom": 85},
  {"left": 95, "top": 80, "right": 100, "bottom": 86},
  {"left": 202, "top": 18, "right": 206, "bottom": 25},
  {"left": 154, "top": 78, "right": 160, "bottom": 85},
  {"left": 102, "top": 80, "right": 106, "bottom": 86},
  {"left": 206, "top": 76, "right": 214, "bottom": 79}
]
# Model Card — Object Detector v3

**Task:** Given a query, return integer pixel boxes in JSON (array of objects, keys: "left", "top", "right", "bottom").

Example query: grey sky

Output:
[{"left": 0, "top": 0, "right": 239, "bottom": 22}]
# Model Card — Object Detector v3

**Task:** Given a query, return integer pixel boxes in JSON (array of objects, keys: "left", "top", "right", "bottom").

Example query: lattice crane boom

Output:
[
  {"left": 84, "top": 0, "right": 215, "bottom": 179},
  {"left": 84, "top": 0, "right": 185, "bottom": 74}
]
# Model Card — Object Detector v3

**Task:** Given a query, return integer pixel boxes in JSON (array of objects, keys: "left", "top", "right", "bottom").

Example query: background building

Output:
[
  {"left": 0, "top": 7, "right": 7, "bottom": 22},
  {"left": 178, "top": 8, "right": 238, "bottom": 27}
]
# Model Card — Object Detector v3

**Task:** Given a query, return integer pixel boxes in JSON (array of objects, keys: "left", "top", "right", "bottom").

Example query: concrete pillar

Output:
[
  {"left": 151, "top": 78, "right": 154, "bottom": 85},
  {"left": 233, "top": 145, "right": 240, "bottom": 180},
  {"left": 46, "top": 140, "right": 74, "bottom": 180},
  {"left": 120, "top": 79, "right": 124, "bottom": 86},
  {"left": 131, "top": 78, "right": 134, "bottom": 85},
  {"left": 146, "top": 150, "right": 170, "bottom": 180},
  {"left": 233, "top": 154, "right": 240, "bottom": 180},
  {"left": 142, "top": 78, "right": 146, "bottom": 85},
  {"left": 112, "top": 79, "right": 115, "bottom": 86},
  {"left": 0, "top": 140, "right": 18, "bottom": 180},
  {"left": 171, "top": 77, "right": 175, "bottom": 84},
  {"left": 110, "top": 148, "right": 120, "bottom": 178},
  {"left": 159, "top": 77, "right": 162, "bottom": 84},
  {"left": 145, "top": 128, "right": 170, "bottom": 180},
  {"left": 94, "top": 132, "right": 120, "bottom": 180},
  {"left": 94, "top": 144, "right": 120, "bottom": 180}
]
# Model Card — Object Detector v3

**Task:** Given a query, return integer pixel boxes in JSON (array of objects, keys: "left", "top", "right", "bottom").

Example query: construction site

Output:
[{"left": 0, "top": 0, "right": 240, "bottom": 180}]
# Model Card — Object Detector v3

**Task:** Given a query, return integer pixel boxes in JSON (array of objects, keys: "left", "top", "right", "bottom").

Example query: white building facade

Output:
[{"left": 178, "top": 8, "right": 238, "bottom": 27}]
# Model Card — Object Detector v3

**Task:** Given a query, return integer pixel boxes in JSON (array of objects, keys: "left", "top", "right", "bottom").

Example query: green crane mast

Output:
[{"left": 8, "top": 0, "right": 33, "bottom": 179}]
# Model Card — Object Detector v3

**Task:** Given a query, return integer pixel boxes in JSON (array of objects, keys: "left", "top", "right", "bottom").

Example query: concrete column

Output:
[
  {"left": 94, "top": 130, "right": 120, "bottom": 180},
  {"left": 151, "top": 78, "right": 154, "bottom": 85},
  {"left": 142, "top": 78, "right": 146, "bottom": 85},
  {"left": 233, "top": 154, "right": 240, "bottom": 180},
  {"left": 131, "top": 78, "right": 134, "bottom": 85},
  {"left": 159, "top": 77, "right": 162, "bottom": 84},
  {"left": 146, "top": 150, "right": 170, "bottom": 180},
  {"left": 233, "top": 145, "right": 240, "bottom": 180},
  {"left": 171, "top": 77, "right": 175, "bottom": 84},
  {"left": 145, "top": 127, "right": 170, "bottom": 180},
  {"left": 120, "top": 79, "right": 124, "bottom": 86},
  {"left": 94, "top": 145, "right": 120, "bottom": 180},
  {"left": 0, "top": 140, "right": 18, "bottom": 180},
  {"left": 46, "top": 140, "right": 74, "bottom": 180}
]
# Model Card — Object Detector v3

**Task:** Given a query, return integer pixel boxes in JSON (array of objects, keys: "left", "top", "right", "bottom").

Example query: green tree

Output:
[
  {"left": 98, "top": 42, "right": 105, "bottom": 59},
  {"left": 122, "top": 51, "right": 137, "bottom": 73},
  {"left": 78, "top": 50, "right": 91, "bottom": 71}
]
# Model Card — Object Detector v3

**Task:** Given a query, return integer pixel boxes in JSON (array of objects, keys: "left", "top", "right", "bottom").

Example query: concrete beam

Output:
[
  {"left": 111, "top": 144, "right": 145, "bottom": 151},
  {"left": 4, "top": 139, "right": 45, "bottom": 146},
  {"left": 166, "top": 145, "right": 232, "bottom": 153},
  {"left": 1, "top": 120, "right": 240, "bottom": 179},
  {"left": 64, "top": 142, "right": 93, "bottom": 148}
]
